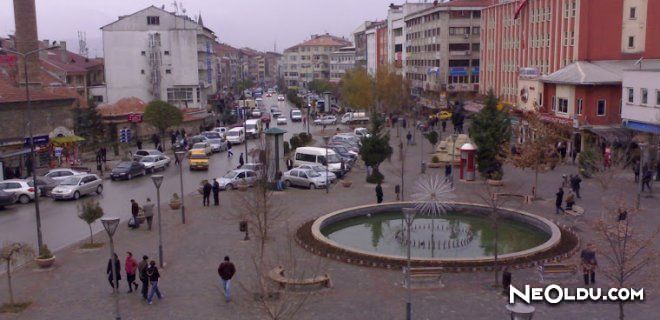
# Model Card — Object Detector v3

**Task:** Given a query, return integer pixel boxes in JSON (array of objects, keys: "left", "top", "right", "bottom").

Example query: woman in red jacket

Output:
[{"left": 125, "top": 252, "right": 139, "bottom": 293}]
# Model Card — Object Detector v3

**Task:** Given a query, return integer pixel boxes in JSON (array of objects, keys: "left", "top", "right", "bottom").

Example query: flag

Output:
[{"left": 514, "top": 0, "right": 529, "bottom": 19}]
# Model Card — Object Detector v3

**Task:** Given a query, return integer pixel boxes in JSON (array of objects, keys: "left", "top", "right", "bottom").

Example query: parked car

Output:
[
  {"left": 277, "top": 95, "right": 285, "bottom": 101},
  {"left": 44, "top": 168, "right": 84, "bottom": 181},
  {"left": 139, "top": 155, "right": 171, "bottom": 173},
  {"left": 188, "top": 150, "right": 209, "bottom": 171},
  {"left": 293, "top": 147, "right": 343, "bottom": 176},
  {"left": 290, "top": 109, "right": 302, "bottom": 122},
  {"left": 201, "top": 131, "right": 223, "bottom": 140},
  {"left": 354, "top": 127, "right": 371, "bottom": 139},
  {"left": 251, "top": 109, "right": 262, "bottom": 118},
  {"left": 296, "top": 164, "right": 337, "bottom": 182},
  {"left": 329, "top": 140, "right": 359, "bottom": 153},
  {"left": 0, "top": 179, "right": 38, "bottom": 204},
  {"left": 241, "top": 163, "right": 263, "bottom": 173},
  {"left": 189, "top": 135, "right": 209, "bottom": 145},
  {"left": 328, "top": 144, "right": 358, "bottom": 161},
  {"left": 133, "top": 149, "right": 164, "bottom": 161},
  {"left": 217, "top": 169, "right": 258, "bottom": 190},
  {"left": 0, "top": 189, "right": 18, "bottom": 209},
  {"left": 29, "top": 176, "right": 60, "bottom": 197},
  {"left": 110, "top": 161, "right": 146, "bottom": 180},
  {"left": 213, "top": 127, "right": 228, "bottom": 137},
  {"left": 190, "top": 142, "right": 213, "bottom": 156},
  {"left": 51, "top": 174, "right": 103, "bottom": 200},
  {"left": 282, "top": 169, "right": 327, "bottom": 189},
  {"left": 226, "top": 127, "right": 246, "bottom": 144},
  {"left": 276, "top": 116, "right": 287, "bottom": 125},
  {"left": 207, "top": 138, "right": 228, "bottom": 152},
  {"left": 314, "top": 115, "right": 337, "bottom": 125}
]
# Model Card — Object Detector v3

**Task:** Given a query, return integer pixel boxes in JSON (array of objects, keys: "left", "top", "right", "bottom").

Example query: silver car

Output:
[
  {"left": 296, "top": 164, "right": 337, "bottom": 182},
  {"left": 0, "top": 179, "right": 38, "bottom": 204},
  {"left": 44, "top": 168, "right": 84, "bottom": 181},
  {"left": 314, "top": 115, "right": 337, "bottom": 125},
  {"left": 282, "top": 169, "right": 327, "bottom": 189},
  {"left": 139, "top": 155, "right": 171, "bottom": 173},
  {"left": 217, "top": 169, "right": 258, "bottom": 190},
  {"left": 207, "top": 138, "right": 228, "bottom": 152},
  {"left": 51, "top": 174, "right": 103, "bottom": 200}
]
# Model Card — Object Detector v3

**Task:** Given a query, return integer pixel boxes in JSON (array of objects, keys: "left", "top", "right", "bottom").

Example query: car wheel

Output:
[
  {"left": 226, "top": 183, "right": 234, "bottom": 190},
  {"left": 18, "top": 194, "right": 30, "bottom": 204},
  {"left": 73, "top": 191, "right": 80, "bottom": 200},
  {"left": 284, "top": 180, "right": 291, "bottom": 187},
  {"left": 309, "top": 183, "right": 315, "bottom": 190},
  {"left": 96, "top": 185, "right": 103, "bottom": 195},
  {"left": 127, "top": 173, "right": 132, "bottom": 180},
  {"left": 147, "top": 168, "right": 153, "bottom": 174}
]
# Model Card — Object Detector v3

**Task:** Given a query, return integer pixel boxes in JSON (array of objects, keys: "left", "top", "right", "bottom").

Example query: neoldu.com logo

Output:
[{"left": 510, "top": 285, "right": 644, "bottom": 304}]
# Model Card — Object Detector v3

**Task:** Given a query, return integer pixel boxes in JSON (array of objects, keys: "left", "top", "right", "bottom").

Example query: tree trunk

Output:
[
  {"left": 619, "top": 300, "right": 624, "bottom": 320},
  {"left": 88, "top": 224, "right": 94, "bottom": 245},
  {"left": 493, "top": 211, "right": 499, "bottom": 287},
  {"left": 7, "top": 260, "right": 14, "bottom": 305}
]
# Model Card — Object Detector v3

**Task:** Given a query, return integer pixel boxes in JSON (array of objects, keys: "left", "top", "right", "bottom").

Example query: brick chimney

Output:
[
  {"left": 13, "top": 0, "right": 41, "bottom": 86},
  {"left": 59, "top": 41, "right": 67, "bottom": 63}
]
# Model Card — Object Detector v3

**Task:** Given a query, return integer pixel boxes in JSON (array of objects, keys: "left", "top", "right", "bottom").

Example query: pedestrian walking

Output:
[
  {"left": 406, "top": 131, "right": 412, "bottom": 145},
  {"left": 171, "top": 132, "right": 176, "bottom": 147},
  {"left": 633, "top": 161, "right": 640, "bottom": 182},
  {"left": 130, "top": 199, "right": 140, "bottom": 229},
  {"left": 151, "top": 134, "right": 160, "bottom": 149},
  {"left": 286, "top": 158, "right": 293, "bottom": 171},
  {"left": 570, "top": 174, "right": 582, "bottom": 198},
  {"left": 218, "top": 256, "right": 236, "bottom": 302},
  {"left": 107, "top": 253, "right": 121, "bottom": 290},
  {"left": 146, "top": 261, "right": 163, "bottom": 304},
  {"left": 227, "top": 142, "right": 233, "bottom": 158},
  {"left": 375, "top": 182, "right": 384, "bottom": 204},
  {"left": 580, "top": 244, "right": 597, "bottom": 285},
  {"left": 137, "top": 139, "right": 143, "bottom": 150},
  {"left": 238, "top": 153, "right": 244, "bottom": 168},
  {"left": 212, "top": 178, "right": 220, "bottom": 206},
  {"left": 441, "top": 120, "right": 447, "bottom": 132},
  {"left": 202, "top": 180, "right": 212, "bottom": 207},
  {"left": 101, "top": 146, "right": 107, "bottom": 163},
  {"left": 395, "top": 184, "right": 401, "bottom": 201},
  {"left": 555, "top": 188, "right": 565, "bottom": 214},
  {"left": 138, "top": 255, "right": 149, "bottom": 300},
  {"left": 174, "top": 153, "right": 181, "bottom": 166},
  {"left": 642, "top": 169, "right": 653, "bottom": 192},
  {"left": 143, "top": 198, "right": 155, "bottom": 230},
  {"left": 565, "top": 190, "right": 575, "bottom": 210},
  {"left": 125, "top": 252, "right": 139, "bottom": 293},
  {"left": 402, "top": 118, "right": 407, "bottom": 129}
]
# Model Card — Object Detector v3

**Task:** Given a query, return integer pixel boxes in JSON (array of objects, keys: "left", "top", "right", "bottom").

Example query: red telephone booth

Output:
[{"left": 460, "top": 143, "right": 476, "bottom": 181}]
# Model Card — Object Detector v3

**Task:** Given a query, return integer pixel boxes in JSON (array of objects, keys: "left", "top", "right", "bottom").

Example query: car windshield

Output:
[
  {"left": 292, "top": 110, "right": 301, "bottom": 115},
  {"left": 228, "top": 131, "right": 239, "bottom": 136},
  {"left": 140, "top": 156, "right": 156, "bottom": 162},
  {"left": 327, "top": 154, "right": 341, "bottom": 163},
  {"left": 116, "top": 162, "right": 132, "bottom": 168},
  {"left": 193, "top": 143, "right": 206, "bottom": 148},
  {"left": 208, "top": 139, "right": 223, "bottom": 144},
  {"left": 60, "top": 176, "right": 81, "bottom": 186},
  {"left": 334, "top": 146, "right": 347, "bottom": 153},
  {"left": 246, "top": 124, "right": 257, "bottom": 130},
  {"left": 190, "top": 153, "right": 208, "bottom": 159},
  {"left": 307, "top": 171, "right": 321, "bottom": 178},
  {"left": 222, "top": 171, "right": 238, "bottom": 179},
  {"left": 311, "top": 166, "right": 324, "bottom": 172}
]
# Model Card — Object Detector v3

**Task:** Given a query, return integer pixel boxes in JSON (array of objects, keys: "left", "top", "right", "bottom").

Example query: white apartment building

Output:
[
  {"left": 622, "top": 68, "right": 660, "bottom": 135},
  {"left": 102, "top": 6, "right": 217, "bottom": 109},
  {"left": 329, "top": 46, "right": 356, "bottom": 83},
  {"left": 366, "top": 26, "right": 378, "bottom": 75},
  {"left": 282, "top": 34, "right": 352, "bottom": 89},
  {"left": 387, "top": 2, "right": 433, "bottom": 75}
]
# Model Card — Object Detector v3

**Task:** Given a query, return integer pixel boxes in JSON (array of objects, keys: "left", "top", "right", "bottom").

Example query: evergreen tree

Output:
[
  {"left": 73, "top": 99, "right": 106, "bottom": 149},
  {"left": 468, "top": 89, "right": 511, "bottom": 179},
  {"left": 359, "top": 113, "right": 392, "bottom": 183}
]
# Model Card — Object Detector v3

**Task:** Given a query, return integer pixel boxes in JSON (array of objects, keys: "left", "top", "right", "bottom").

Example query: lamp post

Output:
[
  {"left": 243, "top": 107, "right": 249, "bottom": 159},
  {"left": 323, "top": 136, "right": 330, "bottom": 194},
  {"left": 174, "top": 151, "right": 186, "bottom": 224},
  {"left": 451, "top": 133, "right": 458, "bottom": 188},
  {"left": 151, "top": 175, "right": 164, "bottom": 267},
  {"left": 0, "top": 45, "right": 59, "bottom": 255},
  {"left": 636, "top": 142, "right": 647, "bottom": 209},
  {"left": 402, "top": 208, "right": 417, "bottom": 320},
  {"left": 101, "top": 217, "right": 121, "bottom": 320}
]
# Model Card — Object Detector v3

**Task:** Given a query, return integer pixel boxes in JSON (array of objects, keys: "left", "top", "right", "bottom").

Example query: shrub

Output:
[
  {"left": 289, "top": 135, "right": 302, "bottom": 150},
  {"left": 283, "top": 141, "right": 291, "bottom": 155},
  {"left": 38, "top": 245, "right": 53, "bottom": 259},
  {"left": 431, "top": 155, "right": 440, "bottom": 163}
]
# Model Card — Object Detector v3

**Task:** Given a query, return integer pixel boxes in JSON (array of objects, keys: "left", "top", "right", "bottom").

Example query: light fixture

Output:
[
  {"left": 151, "top": 174, "right": 164, "bottom": 188},
  {"left": 101, "top": 217, "right": 120, "bottom": 237}
]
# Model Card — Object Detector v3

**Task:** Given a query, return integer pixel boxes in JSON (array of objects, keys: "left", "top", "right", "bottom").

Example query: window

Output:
[
  {"left": 164, "top": 51, "right": 170, "bottom": 55},
  {"left": 166, "top": 87, "right": 193, "bottom": 104},
  {"left": 628, "top": 36, "right": 635, "bottom": 48},
  {"left": 551, "top": 96, "right": 556, "bottom": 111},
  {"left": 576, "top": 99, "right": 583, "bottom": 115},
  {"left": 557, "top": 98, "right": 569, "bottom": 113},
  {"left": 641, "top": 88, "right": 648, "bottom": 104},
  {"left": 630, "top": 7, "right": 637, "bottom": 19},
  {"left": 147, "top": 16, "right": 160, "bottom": 25},
  {"left": 141, "top": 69, "right": 145, "bottom": 75},
  {"left": 141, "top": 51, "right": 146, "bottom": 56},
  {"left": 597, "top": 100, "right": 606, "bottom": 116},
  {"left": 657, "top": 90, "right": 660, "bottom": 105},
  {"left": 165, "top": 69, "right": 171, "bottom": 74},
  {"left": 539, "top": 92, "right": 543, "bottom": 106},
  {"left": 627, "top": 87, "right": 634, "bottom": 103},
  {"left": 472, "top": 43, "right": 480, "bottom": 51},
  {"left": 472, "top": 27, "right": 480, "bottom": 35}
]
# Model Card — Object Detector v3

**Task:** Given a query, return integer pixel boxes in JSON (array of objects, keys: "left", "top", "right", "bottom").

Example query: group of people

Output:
[
  {"left": 555, "top": 173, "right": 582, "bottom": 214},
  {"left": 201, "top": 179, "right": 221, "bottom": 207},
  {"left": 106, "top": 253, "right": 162, "bottom": 304},
  {"left": 632, "top": 160, "right": 655, "bottom": 192},
  {"left": 129, "top": 199, "right": 155, "bottom": 230}
]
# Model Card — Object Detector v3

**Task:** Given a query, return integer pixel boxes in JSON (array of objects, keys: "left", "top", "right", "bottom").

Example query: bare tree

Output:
[{"left": 1, "top": 242, "right": 34, "bottom": 312}]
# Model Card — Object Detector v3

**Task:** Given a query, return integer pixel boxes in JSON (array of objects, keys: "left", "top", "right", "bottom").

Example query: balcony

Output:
[{"left": 449, "top": 50, "right": 471, "bottom": 57}]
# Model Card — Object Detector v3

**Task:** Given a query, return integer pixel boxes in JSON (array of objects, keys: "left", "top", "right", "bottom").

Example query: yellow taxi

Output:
[
  {"left": 188, "top": 149, "right": 209, "bottom": 171},
  {"left": 438, "top": 110, "right": 452, "bottom": 120}
]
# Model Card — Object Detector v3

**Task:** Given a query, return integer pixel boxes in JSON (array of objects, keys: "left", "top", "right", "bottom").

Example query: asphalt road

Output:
[{"left": 0, "top": 96, "right": 310, "bottom": 251}]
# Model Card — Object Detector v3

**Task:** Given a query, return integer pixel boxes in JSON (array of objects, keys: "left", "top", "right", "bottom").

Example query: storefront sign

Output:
[
  {"left": 127, "top": 113, "right": 143, "bottom": 123},
  {"left": 449, "top": 67, "right": 468, "bottom": 76},
  {"left": 24, "top": 135, "right": 49, "bottom": 146}
]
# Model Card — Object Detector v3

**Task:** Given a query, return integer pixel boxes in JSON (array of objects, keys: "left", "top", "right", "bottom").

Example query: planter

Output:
[
  {"left": 428, "top": 162, "right": 442, "bottom": 168},
  {"left": 35, "top": 256, "right": 56, "bottom": 268},
  {"left": 169, "top": 201, "right": 181, "bottom": 210},
  {"left": 487, "top": 179, "right": 504, "bottom": 186},
  {"left": 341, "top": 180, "right": 353, "bottom": 188}
]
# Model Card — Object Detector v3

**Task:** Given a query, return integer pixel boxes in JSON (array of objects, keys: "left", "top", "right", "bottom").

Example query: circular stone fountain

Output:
[{"left": 297, "top": 202, "right": 577, "bottom": 269}]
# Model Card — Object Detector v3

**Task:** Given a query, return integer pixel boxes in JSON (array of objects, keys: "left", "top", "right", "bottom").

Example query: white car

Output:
[
  {"left": 354, "top": 127, "right": 371, "bottom": 138},
  {"left": 0, "top": 179, "right": 38, "bottom": 204},
  {"left": 217, "top": 169, "right": 258, "bottom": 190},
  {"left": 314, "top": 115, "right": 337, "bottom": 125},
  {"left": 44, "top": 168, "right": 84, "bottom": 181},
  {"left": 212, "top": 127, "right": 228, "bottom": 138},
  {"left": 201, "top": 131, "right": 223, "bottom": 140},
  {"left": 190, "top": 142, "right": 213, "bottom": 156},
  {"left": 133, "top": 149, "right": 164, "bottom": 161},
  {"left": 207, "top": 138, "right": 228, "bottom": 152},
  {"left": 277, "top": 116, "right": 287, "bottom": 125},
  {"left": 51, "top": 174, "right": 103, "bottom": 200},
  {"left": 277, "top": 95, "right": 285, "bottom": 101},
  {"left": 282, "top": 169, "right": 327, "bottom": 189},
  {"left": 296, "top": 164, "right": 337, "bottom": 182},
  {"left": 139, "top": 155, "right": 171, "bottom": 173}
]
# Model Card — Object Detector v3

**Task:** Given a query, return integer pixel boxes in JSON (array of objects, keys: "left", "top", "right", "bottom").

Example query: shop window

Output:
[{"left": 597, "top": 100, "right": 606, "bottom": 116}]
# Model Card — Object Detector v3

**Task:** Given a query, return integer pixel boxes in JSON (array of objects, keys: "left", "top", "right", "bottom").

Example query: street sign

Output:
[
  {"left": 119, "top": 128, "right": 132, "bottom": 143},
  {"left": 24, "top": 135, "right": 49, "bottom": 146}
]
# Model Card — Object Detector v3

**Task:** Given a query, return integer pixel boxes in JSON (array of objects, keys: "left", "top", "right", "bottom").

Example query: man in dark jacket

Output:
[
  {"left": 218, "top": 256, "right": 236, "bottom": 302},
  {"left": 286, "top": 158, "right": 294, "bottom": 171},
  {"left": 376, "top": 182, "right": 384, "bottom": 204},
  {"left": 238, "top": 153, "right": 244, "bottom": 168},
  {"left": 202, "top": 181, "right": 212, "bottom": 207},
  {"left": 138, "top": 255, "right": 150, "bottom": 300},
  {"left": 212, "top": 178, "right": 221, "bottom": 206},
  {"left": 146, "top": 261, "right": 162, "bottom": 304},
  {"left": 570, "top": 174, "right": 582, "bottom": 198},
  {"left": 555, "top": 187, "right": 564, "bottom": 214},
  {"left": 107, "top": 253, "right": 121, "bottom": 290},
  {"left": 130, "top": 199, "right": 140, "bottom": 228}
]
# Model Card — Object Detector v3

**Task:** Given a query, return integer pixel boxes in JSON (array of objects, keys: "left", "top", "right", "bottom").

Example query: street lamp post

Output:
[
  {"left": 0, "top": 45, "right": 59, "bottom": 255},
  {"left": 451, "top": 133, "right": 458, "bottom": 188},
  {"left": 151, "top": 175, "right": 164, "bottom": 267},
  {"left": 402, "top": 208, "right": 418, "bottom": 320},
  {"left": 101, "top": 217, "right": 121, "bottom": 320},
  {"left": 174, "top": 151, "right": 186, "bottom": 224},
  {"left": 243, "top": 107, "right": 249, "bottom": 159},
  {"left": 637, "top": 143, "right": 647, "bottom": 209},
  {"left": 323, "top": 136, "right": 330, "bottom": 194}
]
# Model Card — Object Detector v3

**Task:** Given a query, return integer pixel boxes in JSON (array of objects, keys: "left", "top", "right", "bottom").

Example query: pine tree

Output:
[
  {"left": 468, "top": 89, "right": 511, "bottom": 179},
  {"left": 359, "top": 113, "right": 392, "bottom": 183}
]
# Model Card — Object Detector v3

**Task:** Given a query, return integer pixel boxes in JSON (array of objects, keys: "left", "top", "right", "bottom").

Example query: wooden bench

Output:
[
  {"left": 268, "top": 266, "right": 332, "bottom": 289},
  {"left": 406, "top": 267, "right": 443, "bottom": 288},
  {"left": 538, "top": 263, "right": 577, "bottom": 282}
]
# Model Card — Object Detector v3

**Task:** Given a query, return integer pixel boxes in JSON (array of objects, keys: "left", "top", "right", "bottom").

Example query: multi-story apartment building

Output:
[
  {"left": 264, "top": 51, "right": 283, "bottom": 87},
  {"left": 621, "top": 68, "right": 660, "bottom": 137},
  {"left": 404, "top": 0, "right": 488, "bottom": 94},
  {"left": 102, "top": 6, "right": 217, "bottom": 109},
  {"left": 214, "top": 42, "right": 241, "bottom": 91},
  {"left": 366, "top": 21, "right": 386, "bottom": 75},
  {"left": 387, "top": 3, "right": 434, "bottom": 75},
  {"left": 282, "top": 34, "right": 352, "bottom": 89},
  {"left": 239, "top": 47, "right": 261, "bottom": 83},
  {"left": 330, "top": 46, "right": 356, "bottom": 83}
]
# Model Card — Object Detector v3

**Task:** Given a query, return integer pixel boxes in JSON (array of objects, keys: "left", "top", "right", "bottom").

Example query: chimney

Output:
[
  {"left": 59, "top": 41, "right": 67, "bottom": 63},
  {"left": 13, "top": 0, "right": 41, "bottom": 86}
]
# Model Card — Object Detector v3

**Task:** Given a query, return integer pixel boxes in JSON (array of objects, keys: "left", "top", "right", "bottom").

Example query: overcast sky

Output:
[{"left": 1, "top": 0, "right": 398, "bottom": 57}]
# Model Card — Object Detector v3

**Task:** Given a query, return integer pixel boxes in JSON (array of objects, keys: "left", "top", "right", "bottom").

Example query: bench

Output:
[
  {"left": 492, "top": 193, "right": 533, "bottom": 204},
  {"left": 538, "top": 263, "right": 577, "bottom": 282},
  {"left": 268, "top": 266, "right": 332, "bottom": 289},
  {"left": 406, "top": 267, "right": 443, "bottom": 288}
]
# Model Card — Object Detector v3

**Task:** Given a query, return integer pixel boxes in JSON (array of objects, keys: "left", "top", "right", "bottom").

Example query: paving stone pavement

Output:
[{"left": 0, "top": 126, "right": 658, "bottom": 320}]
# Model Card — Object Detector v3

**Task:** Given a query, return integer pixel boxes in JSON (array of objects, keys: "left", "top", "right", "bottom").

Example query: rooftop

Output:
[{"left": 541, "top": 60, "right": 660, "bottom": 85}]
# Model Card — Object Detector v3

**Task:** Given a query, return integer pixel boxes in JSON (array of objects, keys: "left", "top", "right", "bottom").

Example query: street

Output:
[{"left": 0, "top": 96, "right": 309, "bottom": 251}]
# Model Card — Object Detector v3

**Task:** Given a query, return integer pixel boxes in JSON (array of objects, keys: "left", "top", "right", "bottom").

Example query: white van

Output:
[
  {"left": 245, "top": 119, "right": 260, "bottom": 138},
  {"left": 293, "top": 147, "right": 343, "bottom": 175},
  {"left": 340, "top": 112, "right": 369, "bottom": 124},
  {"left": 226, "top": 127, "right": 245, "bottom": 144},
  {"left": 290, "top": 109, "right": 302, "bottom": 122}
]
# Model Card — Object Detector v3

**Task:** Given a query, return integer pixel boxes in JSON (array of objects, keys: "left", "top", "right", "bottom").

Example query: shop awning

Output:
[
  {"left": 585, "top": 127, "right": 632, "bottom": 143},
  {"left": 50, "top": 135, "right": 85, "bottom": 145},
  {"left": 0, "top": 148, "right": 31, "bottom": 159}
]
